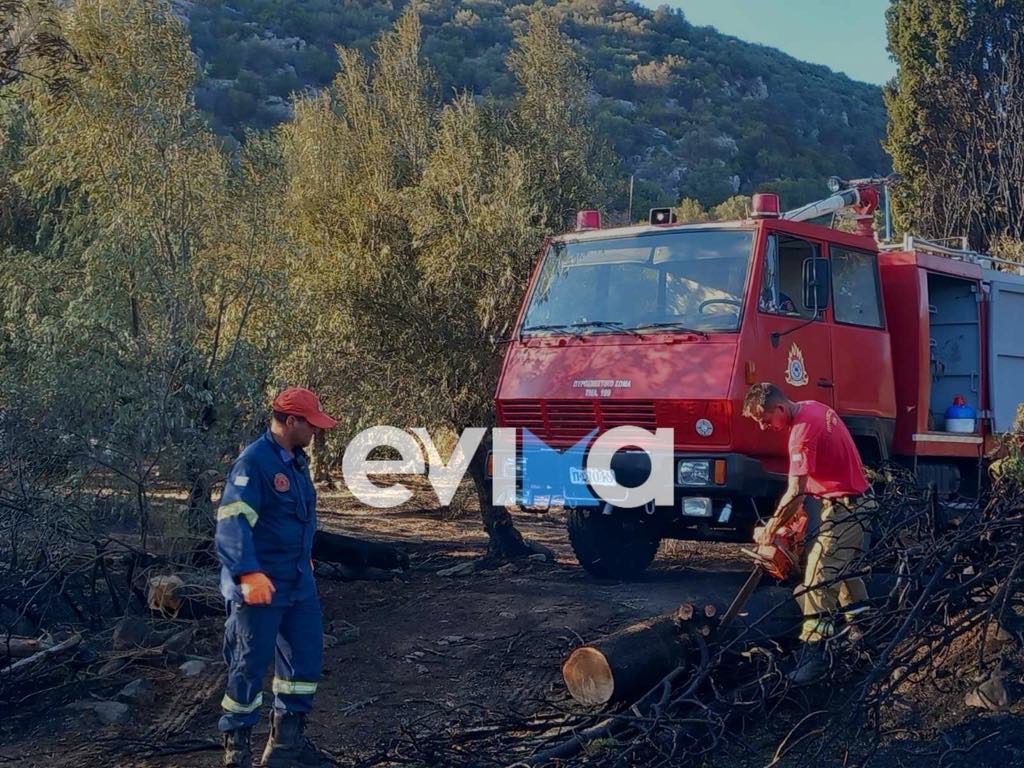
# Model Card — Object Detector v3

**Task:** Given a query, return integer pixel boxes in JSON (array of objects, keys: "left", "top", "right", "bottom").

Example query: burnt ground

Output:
[{"left": 1, "top": 479, "right": 1023, "bottom": 767}]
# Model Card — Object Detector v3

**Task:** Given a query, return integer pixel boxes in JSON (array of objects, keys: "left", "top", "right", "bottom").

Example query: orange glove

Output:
[{"left": 239, "top": 572, "right": 275, "bottom": 605}]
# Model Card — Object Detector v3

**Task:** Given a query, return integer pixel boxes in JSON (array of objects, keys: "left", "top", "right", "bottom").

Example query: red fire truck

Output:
[{"left": 493, "top": 180, "right": 1024, "bottom": 577}]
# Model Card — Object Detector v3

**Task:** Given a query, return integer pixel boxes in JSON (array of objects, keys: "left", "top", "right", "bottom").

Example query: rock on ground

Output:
[
  {"left": 117, "top": 678, "right": 156, "bottom": 705},
  {"left": 179, "top": 659, "right": 208, "bottom": 677},
  {"left": 67, "top": 700, "right": 130, "bottom": 725},
  {"left": 111, "top": 617, "right": 151, "bottom": 651}
]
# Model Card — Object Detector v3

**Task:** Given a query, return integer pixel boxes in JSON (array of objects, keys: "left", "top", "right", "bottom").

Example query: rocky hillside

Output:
[{"left": 185, "top": 0, "right": 889, "bottom": 209}]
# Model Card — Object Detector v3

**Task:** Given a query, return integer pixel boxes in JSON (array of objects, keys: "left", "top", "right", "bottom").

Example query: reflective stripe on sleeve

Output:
[{"left": 217, "top": 500, "right": 258, "bottom": 527}]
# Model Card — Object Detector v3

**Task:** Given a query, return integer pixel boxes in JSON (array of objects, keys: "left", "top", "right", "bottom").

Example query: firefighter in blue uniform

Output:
[{"left": 216, "top": 386, "right": 337, "bottom": 768}]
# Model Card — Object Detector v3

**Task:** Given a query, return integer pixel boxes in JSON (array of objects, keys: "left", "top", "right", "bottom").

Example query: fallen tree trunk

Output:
[
  {"left": 0, "top": 636, "right": 53, "bottom": 659},
  {"left": 563, "top": 587, "right": 801, "bottom": 707},
  {"left": 140, "top": 532, "right": 409, "bottom": 619},
  {"left": 563, "top": 575, "right": 900, "bottom": 707},
  {"left": 0, "top": 633, "right": 81, "bottom": 677},
  {"left": 312, "top": 530, "right": 409, "bottom": 571},
  {"left": 563, "top": 615, "right": 694, "bottom": 707}
]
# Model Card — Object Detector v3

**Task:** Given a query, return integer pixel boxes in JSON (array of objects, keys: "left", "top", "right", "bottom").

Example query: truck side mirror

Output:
[{"left": 802, "top": 257, "right": 830, "bottom": 313}]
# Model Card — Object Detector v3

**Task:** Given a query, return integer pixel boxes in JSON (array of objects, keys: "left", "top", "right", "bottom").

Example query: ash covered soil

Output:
[{"left": 2, "top": 478, "right": 1022, "bottom": 767}]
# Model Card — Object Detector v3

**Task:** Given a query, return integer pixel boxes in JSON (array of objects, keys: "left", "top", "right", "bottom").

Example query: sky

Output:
[{"left": 651, "top": 1, "right": 897, "bottom": 85}]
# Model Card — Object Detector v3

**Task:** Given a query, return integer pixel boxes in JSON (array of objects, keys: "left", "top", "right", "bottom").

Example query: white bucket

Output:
[{"left": 945, "top": 417, "right": 976, "bottom": 433}]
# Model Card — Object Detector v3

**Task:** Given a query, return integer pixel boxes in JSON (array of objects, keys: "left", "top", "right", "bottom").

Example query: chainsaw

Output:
[
  {"left": 719, "top": 510, "right": 808, "bottom": 631},
  {"left": 743, "top": 510, "right": 808, "bottom": 580}
]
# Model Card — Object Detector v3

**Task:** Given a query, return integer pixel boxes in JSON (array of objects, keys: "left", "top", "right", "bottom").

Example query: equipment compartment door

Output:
[
  {"left": 988, "top": 278, "right": 1024, "bottom": 432},
  {"left": 926, "top": 273, "right": 982, "bottom": 431}
]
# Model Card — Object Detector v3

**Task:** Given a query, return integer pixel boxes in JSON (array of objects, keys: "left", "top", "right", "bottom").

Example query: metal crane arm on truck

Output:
[
  {"left": 783, "top": 187, "right": 871, "bottom": 223},
  {"left": 780, "top": 176, "right": 888, "bottom": 233}
]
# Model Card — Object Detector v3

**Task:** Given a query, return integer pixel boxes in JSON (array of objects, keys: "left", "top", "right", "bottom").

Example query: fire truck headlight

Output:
[
  {"left": 695, "top": 418, "right": 714, "bottom": 437},
  {"left": 682, "top": 497, "right": 713, "bottom": 517},
  {"left": 678, "top": 460, "right": 711, "bottom": 486},
  {"left": 827, "top": 176, "right": 844, "bottom": 193}
]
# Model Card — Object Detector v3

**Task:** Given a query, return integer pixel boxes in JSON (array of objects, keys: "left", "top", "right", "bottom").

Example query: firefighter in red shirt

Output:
[{"left": 743, "top": 382, "right": 872, "bottom": 684}]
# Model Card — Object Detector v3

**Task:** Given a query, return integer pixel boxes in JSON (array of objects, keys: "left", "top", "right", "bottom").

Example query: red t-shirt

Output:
[{"left": 788, "top": 401, "right": 868, "bottom": 497}]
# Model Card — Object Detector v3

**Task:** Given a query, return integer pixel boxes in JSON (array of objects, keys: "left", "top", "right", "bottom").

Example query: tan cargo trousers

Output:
[{"left": 798, "top": 497, "right": 874, "bottom": 642}]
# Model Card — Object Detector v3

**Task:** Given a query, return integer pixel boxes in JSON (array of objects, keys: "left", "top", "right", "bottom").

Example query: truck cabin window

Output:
[
  {"left": 759, "top": 234, "right": 821, "bottom": 319},
  {"left": 831, "top": 245, "right": 883, "bottom": 328},
  {"left": 521, "top": 229, "right": 753, "bottom": 335}
]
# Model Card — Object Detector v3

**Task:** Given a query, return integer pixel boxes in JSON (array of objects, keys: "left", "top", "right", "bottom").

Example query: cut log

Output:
[
  {"left": 312, "top": 530, "right": 409, "bottom": 571},
  {"left": 563, "top": 586, "right": 803, "bottom": 707},
  {"left": 0, "top": 636, "right": 53, "bottom": 659},
  {"left": 562, "top": 616, "right": 690, "bottom": 707},
  {"left": 1, "top": 633, "right": 81, "bottom": 677},
  {"left": 562, "top": 574, "right": 900, "bottom": 708},
  {"left": 136, "top": 571, "right": 221, "bottom": 620},
  {"left": 147, "top": 575, "right": 185, "bottom": 617}
]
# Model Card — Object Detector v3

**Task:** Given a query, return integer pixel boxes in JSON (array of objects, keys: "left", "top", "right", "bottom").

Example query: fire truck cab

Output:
[{"left": 493, "top": 185, "right": 1024, "bottom": 578}]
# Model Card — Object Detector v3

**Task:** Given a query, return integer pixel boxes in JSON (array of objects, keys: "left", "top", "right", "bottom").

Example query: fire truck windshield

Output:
[{"left": 521, "top": 229, "right": 753, "bottom": 335}]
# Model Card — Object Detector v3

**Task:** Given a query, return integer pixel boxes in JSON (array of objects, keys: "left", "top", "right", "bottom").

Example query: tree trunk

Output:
[
  {"left": 562, "top": 587, "right": 803, "bottom": 707},
  {"left": 0, "top": 636, "right": 53, "bottom": 659},
  {"left": 467, "top": 434, "right": 536, "bottom": 560},
  {"left": 312, "top": 530, "right": 409, "bottom": 571},
  {"left": 185, "top": 387, "right": 217, "bottom": 534},
  {"left": 0, "top": 634, "right": 81, "bottom": 678},
  {"left": 562, "top": 574, "right": 902, "bottom": 707},
  {"left": 185, "top": 470, "right": 215, "bottom": 536},
  {"left": 311, "top": 430, "right": 335, "bottom": 488},
  {"left": 563, "top": 615, "right": 693, "bottom": 707}
]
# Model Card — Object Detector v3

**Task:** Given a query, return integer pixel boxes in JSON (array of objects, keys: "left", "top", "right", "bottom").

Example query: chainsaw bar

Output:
[{"left": 719, "top": 566, "right": 764, "bottom": 632}]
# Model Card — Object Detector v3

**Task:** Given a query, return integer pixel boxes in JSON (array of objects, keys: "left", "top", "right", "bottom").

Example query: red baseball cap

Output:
[{"left": 271, "top": 386, "right": 338, "bottom": 429}]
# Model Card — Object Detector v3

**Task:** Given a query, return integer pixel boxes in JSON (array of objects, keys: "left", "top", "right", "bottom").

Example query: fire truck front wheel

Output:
[{"left": 567, "top": 507, "right": 660, "bottom": 579}]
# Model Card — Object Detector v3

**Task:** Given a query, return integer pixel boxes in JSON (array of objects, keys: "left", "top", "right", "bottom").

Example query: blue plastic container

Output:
[{"left": 944, "top": 395, "right": 977, "bottom": 433}]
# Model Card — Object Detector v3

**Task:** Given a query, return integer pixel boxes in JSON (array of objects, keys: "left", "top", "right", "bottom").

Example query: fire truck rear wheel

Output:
[{"left": 566, "top": 508, "right": 660, "bottom": 579}]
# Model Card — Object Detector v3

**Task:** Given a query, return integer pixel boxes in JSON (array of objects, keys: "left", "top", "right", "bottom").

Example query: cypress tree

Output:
[{"left": 884, "top": 0, "right": 1024, "bottom": 250}]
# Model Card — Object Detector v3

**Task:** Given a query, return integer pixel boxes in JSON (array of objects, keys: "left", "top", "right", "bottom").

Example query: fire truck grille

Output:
[{"left": 499, "top": 400, "right": 657, "bottom": 444}]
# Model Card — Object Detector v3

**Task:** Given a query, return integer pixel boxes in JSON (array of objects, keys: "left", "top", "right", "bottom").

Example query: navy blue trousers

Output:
[{"left": 218, "top": 593, "right": 323, "bottom": 732}]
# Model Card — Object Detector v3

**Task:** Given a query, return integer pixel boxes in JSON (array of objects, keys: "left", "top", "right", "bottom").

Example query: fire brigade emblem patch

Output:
[
  {"left": 273, "top": 473, "right": 290, "bottom": 493},
  {"left": 785, "top": 343, "right": 809, "bottom": 387}
]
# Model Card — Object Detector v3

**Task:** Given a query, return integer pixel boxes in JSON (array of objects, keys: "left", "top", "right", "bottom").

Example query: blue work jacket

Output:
[{"left": 215, "top": 430, "right": 318, "bottom": 605}]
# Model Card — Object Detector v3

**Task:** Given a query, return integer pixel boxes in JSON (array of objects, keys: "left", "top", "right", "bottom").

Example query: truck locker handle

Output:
[{"left": 817, "top": 378, "right": 834, "bottom": 388}]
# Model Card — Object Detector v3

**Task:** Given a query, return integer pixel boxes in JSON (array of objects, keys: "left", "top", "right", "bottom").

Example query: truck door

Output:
[
  {"left": 753, "top": 233, "right": 835, "bottom": 408},
  {"left": 828, "top": 244, "right": 895, "bottom": 419}
]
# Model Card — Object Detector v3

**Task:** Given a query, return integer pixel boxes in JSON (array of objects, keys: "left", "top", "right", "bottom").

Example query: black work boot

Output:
[
  {"left": 223, "top": 727, "right": 253, "bottom": 768},
  {"left": 261, "top": 711, "right": 325, "bottom": 767},
  {"left": 788, "top": 642, "right": 828, "bottom": 686}
]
